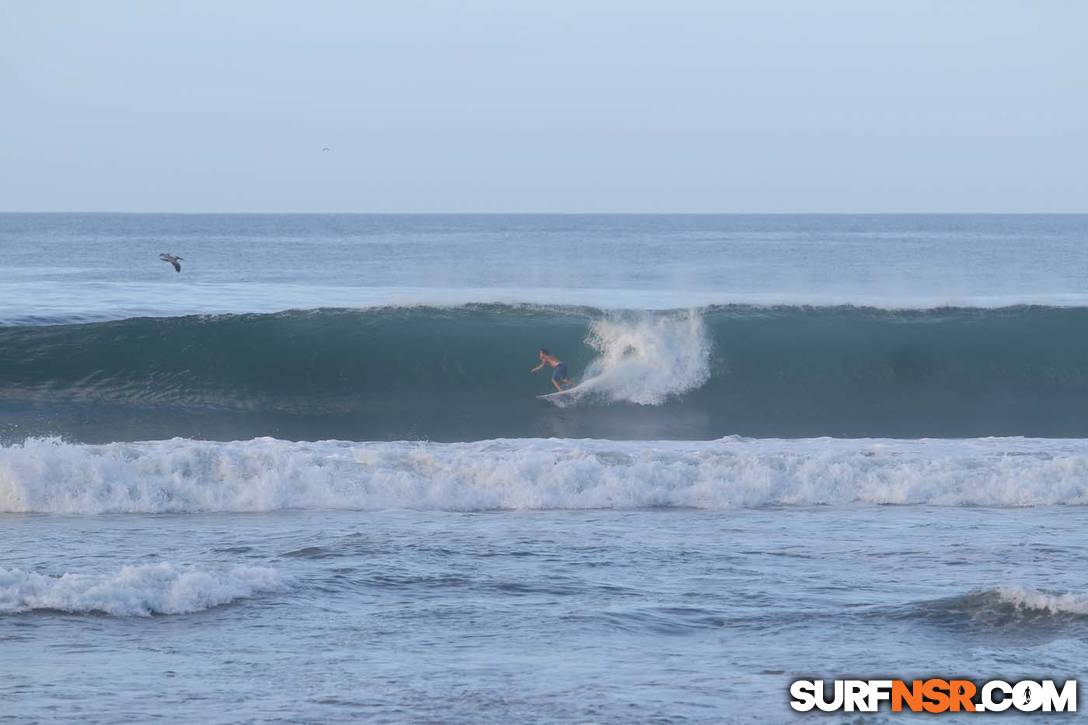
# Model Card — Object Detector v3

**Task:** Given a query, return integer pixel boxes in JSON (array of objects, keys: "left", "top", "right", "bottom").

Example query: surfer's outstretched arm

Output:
[{"left": 530, "top": 363, "right": 545, "bottom": 373}]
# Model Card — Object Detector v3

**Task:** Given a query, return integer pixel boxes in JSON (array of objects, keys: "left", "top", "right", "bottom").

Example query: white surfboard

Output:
[{"left": 537, "top": 382, "right": 585, "bottom": 402}]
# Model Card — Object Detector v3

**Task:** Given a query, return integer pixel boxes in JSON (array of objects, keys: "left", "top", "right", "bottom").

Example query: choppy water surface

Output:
[{"left": 3, "top": 508, "right": 1086, "bottom": 723}]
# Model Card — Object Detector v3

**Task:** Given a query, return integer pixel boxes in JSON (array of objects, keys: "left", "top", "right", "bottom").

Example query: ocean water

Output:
[{"left": 2, "top": 214, "right": 1087, "bottom": 722}]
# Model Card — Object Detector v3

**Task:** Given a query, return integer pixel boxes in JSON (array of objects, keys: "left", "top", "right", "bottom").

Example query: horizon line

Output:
[{"left": 2, "top": 210, "right": 1087, "bottom": 216}]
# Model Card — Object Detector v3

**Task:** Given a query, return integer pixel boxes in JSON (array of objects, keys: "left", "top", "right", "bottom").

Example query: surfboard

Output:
[{"left": 537, "top": 383, "right": 583, "bottom": 401}]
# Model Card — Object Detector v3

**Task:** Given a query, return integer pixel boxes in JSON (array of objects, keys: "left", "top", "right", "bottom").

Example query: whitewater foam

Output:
[
  {"left": 2, "top": 436, "right": 1087, "bottom": 515},
  {"left": 0, "top": 563, "right": 284, "bottom": 616},
  {"left": 993, "top": 588, "right": 1088, "bottom": 616},
  {"left": 550, "top": 311, "right": 711, "bottom": 406}
]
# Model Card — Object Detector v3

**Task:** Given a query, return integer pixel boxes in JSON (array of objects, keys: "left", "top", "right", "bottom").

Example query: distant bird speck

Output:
[
  {"left": 322, "top": 147, "right": 330, "bottom": 152},
  {"left": 159, "top": 253, "right": 183, "bottom": 273}
]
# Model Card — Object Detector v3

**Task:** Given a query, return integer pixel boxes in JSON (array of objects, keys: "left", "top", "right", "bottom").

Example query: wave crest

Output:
[{"left": 993, "top": 587, "right": 1088, "bottom": 616}]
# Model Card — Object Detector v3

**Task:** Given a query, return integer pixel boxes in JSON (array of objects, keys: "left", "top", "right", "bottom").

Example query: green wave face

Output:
[{"left": 4, "top": 304, "right": 1088, "bottom": 443}]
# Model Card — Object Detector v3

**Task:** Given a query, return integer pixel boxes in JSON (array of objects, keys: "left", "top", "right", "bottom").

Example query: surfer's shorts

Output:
[{"left": 553, "top": 363, "right": 568, "bottom": 381}]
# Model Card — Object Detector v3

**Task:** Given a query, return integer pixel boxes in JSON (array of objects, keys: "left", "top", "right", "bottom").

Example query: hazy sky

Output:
[{"left": 1, "top": 1, "right": 1085, "bottom": 212}]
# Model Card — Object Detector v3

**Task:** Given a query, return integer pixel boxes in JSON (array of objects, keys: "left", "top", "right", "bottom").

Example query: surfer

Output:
[{"left": 531, "top": 348, "right": 573, "bottom": 392}]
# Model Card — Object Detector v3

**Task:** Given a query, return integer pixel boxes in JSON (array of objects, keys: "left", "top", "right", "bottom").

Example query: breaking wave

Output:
[
  {"left": 6, "top": 303, "right": 1088, "bottom": 441},
  {"left": 2, "top": 436, "right": 1087, "bottom": 514},
  {"left": 993, "top": 588, "right": 1088, "bottom": 616},
  {"left": 0, "top": 562, "right": 284, "bottom": 616},
  {"left": 904, "top": 588, "right": 1088, "bottom": 634}
]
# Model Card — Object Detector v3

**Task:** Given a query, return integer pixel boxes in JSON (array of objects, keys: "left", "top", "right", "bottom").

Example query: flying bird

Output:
[
  {"left": 159, "top": 253, "right": 183, "bottom": 273},
  {"left": 322, "top": 147, "right": 330, "bottom": 152}
]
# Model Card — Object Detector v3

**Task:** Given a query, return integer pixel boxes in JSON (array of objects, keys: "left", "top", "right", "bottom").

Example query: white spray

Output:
[{"left": 549, "top": 310, "right": 711, "bottom": 407}]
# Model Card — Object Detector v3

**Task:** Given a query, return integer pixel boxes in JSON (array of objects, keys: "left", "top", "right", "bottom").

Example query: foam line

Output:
[{"left": 2, "top": 436, "right": 1086, "bottom": 514}]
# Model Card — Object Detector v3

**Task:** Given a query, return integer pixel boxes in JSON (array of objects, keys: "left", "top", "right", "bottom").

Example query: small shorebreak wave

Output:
[
  {"left": 899, "top": 588, "right": 1088, "bottom": 638},
  {"left": 5, "top": 303, "right": 1088, "bottom": 441},
  {"left": 0, "top": 562, "right": 284, "bottom": 616},
  {"left": 2, "top": 436, "right": 1086, "bottom": 514}
]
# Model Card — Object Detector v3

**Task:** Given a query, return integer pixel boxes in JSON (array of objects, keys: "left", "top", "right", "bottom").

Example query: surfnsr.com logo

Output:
[{"left": 790, "top": 679, "right": 1077, "bottom": 714}]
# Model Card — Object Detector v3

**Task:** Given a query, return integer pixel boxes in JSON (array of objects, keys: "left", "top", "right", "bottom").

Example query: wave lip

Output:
[
  {"left": 0, "top": 563, "right": 284, "bottom": 616},
  {"left": 3, "top": 436, "right": 1088, "bottom": 515},
  {"left": 11, "top": 284, "right": 1088, "bottom": 327}
]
